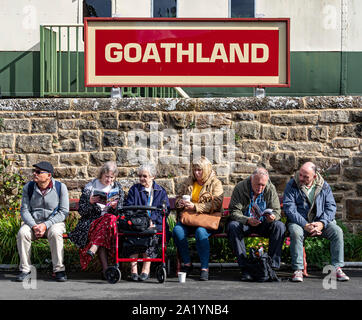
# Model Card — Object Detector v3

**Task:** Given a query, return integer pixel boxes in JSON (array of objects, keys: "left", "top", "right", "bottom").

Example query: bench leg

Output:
[{"left": 303, "top": 246, "right": 309, "bottom": 277}]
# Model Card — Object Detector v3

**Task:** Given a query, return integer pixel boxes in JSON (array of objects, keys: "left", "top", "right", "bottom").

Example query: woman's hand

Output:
[
  {"left": 89, "top": 195, "right": 100, "bottom": 204},
  {"left": 183, "top": 200, "right": 196, "bottom": 211}
]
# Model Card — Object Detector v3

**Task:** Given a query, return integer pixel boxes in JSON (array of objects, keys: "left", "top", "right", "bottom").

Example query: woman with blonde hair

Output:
[{"left": 172, "top": 156, "right": 224, "bottom": 281}]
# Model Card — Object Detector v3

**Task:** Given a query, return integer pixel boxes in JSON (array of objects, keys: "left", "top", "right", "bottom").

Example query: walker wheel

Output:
[
  {"left": 156, "top": 265, "right": 167, "bottom": 283},
  {"left": 105, "top": 266, "right": 121, "bottom": 284}
]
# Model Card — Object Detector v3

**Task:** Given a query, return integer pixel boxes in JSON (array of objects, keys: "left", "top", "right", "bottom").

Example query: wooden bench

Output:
[{"left": 67, "top": 197, "right": 308, "bottom": 276}]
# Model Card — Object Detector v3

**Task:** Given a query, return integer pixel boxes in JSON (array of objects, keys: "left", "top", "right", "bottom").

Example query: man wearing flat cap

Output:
[{"left": 16, "top": 161, "right": 69, "bottom": 282}]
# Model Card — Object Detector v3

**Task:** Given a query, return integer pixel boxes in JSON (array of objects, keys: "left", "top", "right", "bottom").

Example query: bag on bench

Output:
[{"left": 243, "top": 248, "right": 280, "bottom": 282}]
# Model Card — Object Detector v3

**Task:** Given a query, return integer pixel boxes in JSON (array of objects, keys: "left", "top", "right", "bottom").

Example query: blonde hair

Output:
[{"left": 192, "top": 156, "right": 213, "bottom": 183}]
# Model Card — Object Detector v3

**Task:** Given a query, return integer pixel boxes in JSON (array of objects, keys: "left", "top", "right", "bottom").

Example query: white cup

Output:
[
  {"left": 178, "top": 272, "right": 186, "bottom": 283},
  {"left": 182, "top": 195, "right": 191, "bottom": 202}
]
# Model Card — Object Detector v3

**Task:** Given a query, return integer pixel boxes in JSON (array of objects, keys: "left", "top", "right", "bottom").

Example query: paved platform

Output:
[{"left": 0, "top": 268, "right": 361, "bottom": 301}]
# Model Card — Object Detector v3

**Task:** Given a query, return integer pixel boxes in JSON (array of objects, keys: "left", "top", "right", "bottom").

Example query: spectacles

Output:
[
  {"left": 33, "top": 169, "right": 48, "bottom": 175},
  {"left": 138, "top": 174, "right": 149, "bottom": 178}
]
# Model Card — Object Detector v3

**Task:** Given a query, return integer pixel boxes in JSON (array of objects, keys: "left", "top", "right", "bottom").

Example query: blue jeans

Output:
[
  {"left": 288, "top": 220, "right": 344, "bottom": 270},
  {"left": 172, "top": 222, "right": 213, "bottom": 269}
]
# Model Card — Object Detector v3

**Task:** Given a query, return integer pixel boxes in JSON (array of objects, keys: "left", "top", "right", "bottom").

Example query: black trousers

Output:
[{"left": 227, "top": 219, "right": 286, "bottom": 269}]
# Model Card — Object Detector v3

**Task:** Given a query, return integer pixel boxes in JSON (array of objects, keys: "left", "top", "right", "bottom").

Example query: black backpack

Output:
[
  {"left": 118, "top": 209, "right": 151, "bottom": 232},
  {"left": 243, "top": 248, "right": 280, "bottom": 282}
]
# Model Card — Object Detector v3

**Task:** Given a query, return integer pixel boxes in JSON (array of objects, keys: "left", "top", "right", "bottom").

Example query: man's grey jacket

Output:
[{"left": 20, "top": 178, "right": 69, "bottom": 229}]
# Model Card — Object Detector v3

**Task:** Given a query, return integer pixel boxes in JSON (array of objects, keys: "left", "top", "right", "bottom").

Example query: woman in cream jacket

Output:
[{"left": 172, "top": 156, "right": 224, "bottom": 281}]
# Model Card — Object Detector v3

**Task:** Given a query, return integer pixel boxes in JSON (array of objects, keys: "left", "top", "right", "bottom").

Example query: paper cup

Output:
[
  {"left": 182, "top": 195, "right": 191, "bottom": 202},
  {"left": 178, "top": 272, "right": 186, "bottom": 283}
]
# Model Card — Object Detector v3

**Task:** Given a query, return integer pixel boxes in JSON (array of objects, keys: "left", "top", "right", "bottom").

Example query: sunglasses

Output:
[{"left": 33, "top": 169, "right": 49, "bottom": 175}]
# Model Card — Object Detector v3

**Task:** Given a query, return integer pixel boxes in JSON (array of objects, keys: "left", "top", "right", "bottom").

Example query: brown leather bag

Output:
[{"left": 180, "top": 211, "right": 222, "bottom": 230}]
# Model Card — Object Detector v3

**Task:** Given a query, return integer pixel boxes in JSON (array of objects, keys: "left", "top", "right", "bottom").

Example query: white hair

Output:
[
  {"left": 137, "top": 162, "right": 157, "bottom": 178},
  {"left": 252, "top": 167, "right": 269, "bottom": 178}
]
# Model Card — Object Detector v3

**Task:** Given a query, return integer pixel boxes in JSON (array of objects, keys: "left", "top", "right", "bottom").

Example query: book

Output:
[
  {"left": 250, "top": 203, "right": 273, "bottom": 219},
  {"left": 93, "top": 187, "right": 119, "bottom": 206}
]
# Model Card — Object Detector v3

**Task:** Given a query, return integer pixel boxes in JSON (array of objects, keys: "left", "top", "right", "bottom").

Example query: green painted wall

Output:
[{"left": 0, "top": 51, "right": 361, "bottom": 97}]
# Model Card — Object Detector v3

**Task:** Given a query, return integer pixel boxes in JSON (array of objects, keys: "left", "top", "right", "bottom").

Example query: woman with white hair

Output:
[
  {"left": 69, "top": 161, "right": 125, "bottom": 278},
  {"left": 125, "top": 162, "right": 170, "bottom": 281},
  {"left": 173, "top": 156, "right": 224, "bottom": 281}
]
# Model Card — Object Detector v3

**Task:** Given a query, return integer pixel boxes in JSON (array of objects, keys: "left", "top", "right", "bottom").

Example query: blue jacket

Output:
[
  {"left": 283, "top": 174, "right": 336, "bottom": 228},
  {"left": 125, "top": 181, "right": 170, "bottom": 232}
]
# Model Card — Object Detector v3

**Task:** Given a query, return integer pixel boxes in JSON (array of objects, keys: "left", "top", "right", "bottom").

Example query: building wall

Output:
[{"left": 0, "top": 97, "right": 361, "bottom": 232}]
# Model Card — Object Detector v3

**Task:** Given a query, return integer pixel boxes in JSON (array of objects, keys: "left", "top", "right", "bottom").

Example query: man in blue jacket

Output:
[
  {"left": 16, "top": 161, "right": 69, "bottom": 282},
  {"left": 283, "top": 162, "right": 349, "bottom": 282}
]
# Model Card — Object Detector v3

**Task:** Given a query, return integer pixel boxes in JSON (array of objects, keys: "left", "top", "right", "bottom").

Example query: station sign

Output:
[{"left": 84, "top": 18, "right": 290, "bottom": 87}]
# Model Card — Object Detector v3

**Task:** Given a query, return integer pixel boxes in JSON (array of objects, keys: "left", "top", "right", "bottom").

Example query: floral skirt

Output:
[{"left": 79, "top": 213, "right": 118, "bottom": 270}]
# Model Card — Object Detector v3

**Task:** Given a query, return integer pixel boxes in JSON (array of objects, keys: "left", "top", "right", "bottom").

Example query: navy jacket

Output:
[
  {"left": 283, "top": 178, "right": 336, "bottom": 228},
  {"left": 125, "top": 181, "right": 170, "bottom": 232}
]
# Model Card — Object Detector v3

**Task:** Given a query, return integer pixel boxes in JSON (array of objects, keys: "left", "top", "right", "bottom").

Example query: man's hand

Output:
[
  {"left": 32, "top": 223, "right": 47, "bottom": 238},
  {"left": 265, "top": 213, "right": 276, "bottom": 223},
  {"left": 304, "top": 222, "right": 323, "bottom": 236},
  {"left": 247, "top": 218, "right": 261, "bottom": 227}
]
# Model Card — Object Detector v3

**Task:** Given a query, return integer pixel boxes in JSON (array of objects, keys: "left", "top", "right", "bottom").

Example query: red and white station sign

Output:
[{"left": 84, "top": 18, "right": 290, "bottom": 87}]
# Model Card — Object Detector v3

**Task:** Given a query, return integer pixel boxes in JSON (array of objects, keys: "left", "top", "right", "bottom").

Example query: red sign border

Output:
[{"left": 84, "top": 17, "right": 290, "bottom": 88}]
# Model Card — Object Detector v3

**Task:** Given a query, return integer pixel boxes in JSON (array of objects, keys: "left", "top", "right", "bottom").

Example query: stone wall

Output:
[{"left": 0, "top": 97, "right": 361, "bottom": 232}]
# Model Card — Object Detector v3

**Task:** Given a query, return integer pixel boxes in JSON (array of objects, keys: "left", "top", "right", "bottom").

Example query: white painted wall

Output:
[
  {"left": 178, "top": 0, "right": 228, "bottom": 18},
  {"left": 114, "top": 0, "right": 151, "bottom": 17},
  {"left": 0, "top": 0, "right": 80, "bottom": 51},
  {"left": 0, "top": 0, "right": 361, "bottom": 52}
]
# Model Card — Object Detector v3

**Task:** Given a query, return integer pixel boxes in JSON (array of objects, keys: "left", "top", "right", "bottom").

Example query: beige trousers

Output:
[{"left": 16, "top": 222, "right": 66, "bottom": 273}]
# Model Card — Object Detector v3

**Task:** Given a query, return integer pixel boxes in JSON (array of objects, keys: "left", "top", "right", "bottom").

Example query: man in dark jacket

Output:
[
  {"left": 283, "top": 162, "right": 349, "bottom": 282},
  {"left": 16, "top": 161, "right": 69, "bottom": 282},
  {"left": 227, "top": 167, "right": 285, "bottom": 281}
]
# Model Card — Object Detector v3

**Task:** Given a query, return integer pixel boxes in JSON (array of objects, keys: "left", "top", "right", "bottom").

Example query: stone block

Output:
[
  {"left": 0, "top": 134, "right": 14, "bottom": 148},
  {"left": 288, "top": 127, "right": 307, "bottom": 141},
  {"left": 119, "top": 121, "right": 144, "bottom": 131},
  {"left": 241, "top": 141, "right": 269, "bottom": 153},
  {"left": 31, "top": 119, "right": 57, "bottom": 133},
  {"left": 54, "top": 167, "right": 77, "bottom": 179},
  {"left": 346, "top": 199, "right": 362, "bottom": 220},
  {"left": 59, "top": 140, "right": 79, "bottom": 152},
  {"left": 76, "top": 120, "right": 97, "bottom": 130},
  {"left": 119, "top": 112, "right": 142, "bottom": 121},
  {"left": 16, "top": 135, "right": 53, "bottom": 154},
  {"left": 319, "top": 110, "right": 350, "bottom": 123},
  {"left": 235, "top": 121, "right": 260, "bottom": 139},
  {"left": 233, "top": 112, "right": 255, "bottom": 121},
  {"left": 90, "top": 152, "right": 116, "bottom": 166},
  {"left": 308, "top": 126, "right": 328, "bottom": 142},
  {"left": 278, "top": 142, "right": 323, "bottom": 152},
  {"left": 269, "top": 152, "right": 296, "bottom": 174},
  {"left": 155, "top": 179, "right": 174, "bottom": 195},
  {"left": 352, "top": 157, "right": 362, "bottom": 167},
  {"left": 26, "top": 154, "right": 59, "bottom": 167},
  {"left": 343, "top": 167, "right": 362, "bottom": 180},
  {"left": 58, "top": 130, "right": 78, "bottom": 140},
  {"left": 59, "top": 154, "right": 89, "bottom": 166},
  {"left": 58, "top": 120, "right": 75, "bottom": 130},
  {"left": 80, "top": 130, "right": 100, "bottom": 151},
  {"left": 57, "top": 111, "right": 81, "bottom": 119},
  {"left": 331, "top": 138, "right": 359, "bottom": 148},
  {"left": 103, "top": 131, "right": 126, "bottom": 147},
  {"left": 99, "top": 119, "right": 118, "bottom": 129},
  {"left": 261, "top": 125, "right": 288, "bottom": 141},
  {"left": 270, "top": 114, "right": 318, "bottom": 125},
  {"left": 3, "top": 119, "right": 30, "bottom": 133},
  {"left": 165, "top": 112, "right": 194, "bottom": 129},
  {"left": 357, "top": 184, "right": 362, "bottom": 196}
]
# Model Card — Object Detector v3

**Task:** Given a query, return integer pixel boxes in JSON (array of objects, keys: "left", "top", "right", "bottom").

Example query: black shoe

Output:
[
  {"left": 86, "top": 250, "right": 95, "bottom": 259},
  {"left": 182, "top": 264, "right": 194, "bottom": 276},
  {"left": 139, "top": 273, "right": 149, "bottom": 281},
  {"left": 55, "top": 271, "right": 67, "bottom": 282},
  {"left": 241, "top": 271, "right": 253, "bottom": 282},
  {"left": 131, "top": 273, "right": 139, "bottom": 281},
  {"left": 15, "top": 271, "right": 31, "bottom": 282},
  {"left": 200, "top": 270, "right": 209, "bottom": 281}
]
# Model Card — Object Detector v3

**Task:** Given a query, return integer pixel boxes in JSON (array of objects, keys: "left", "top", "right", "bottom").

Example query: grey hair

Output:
[
  {"left": 252, "top": 167, "right": 269, "bottom": 178},
  {"left": 97, "top": 161, "right": 119, "bottom": 179},
  {"left": 137, "top": 162, "right": 157, "bottom": 178}
]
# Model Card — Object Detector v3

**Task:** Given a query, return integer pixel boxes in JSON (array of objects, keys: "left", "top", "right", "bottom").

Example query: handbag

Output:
[
  {"left": 243, "top": 248, "right": 280, "bottom": 282},
  {"left": 180, "top": 211, "right": 222, "bottom": 230}
]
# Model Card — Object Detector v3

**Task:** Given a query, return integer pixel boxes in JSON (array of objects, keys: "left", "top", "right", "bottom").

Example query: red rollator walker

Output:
[{"left": 104, "top": 202, "right": 168, "bottom": 284}]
